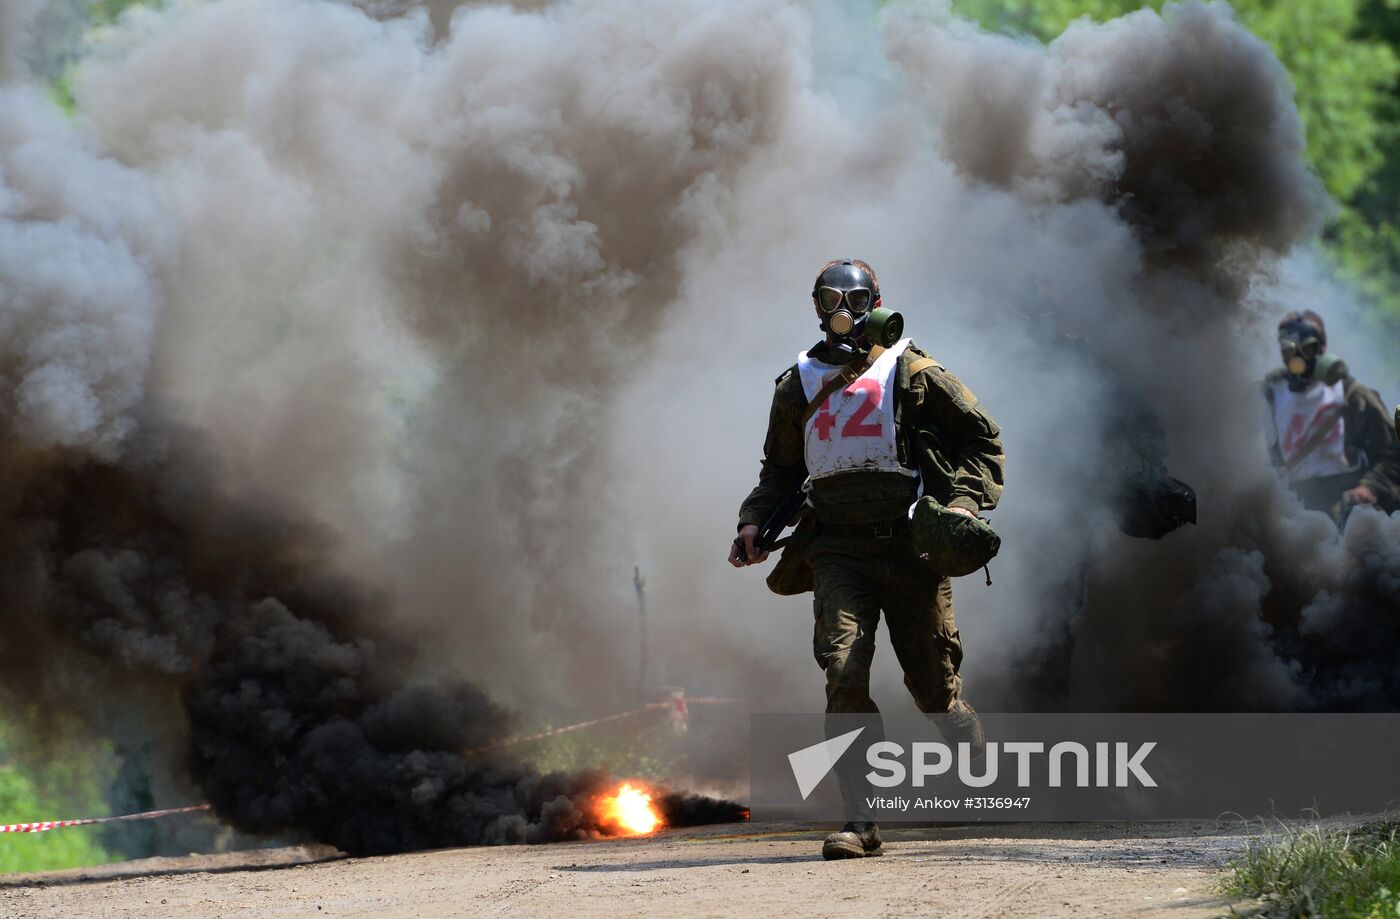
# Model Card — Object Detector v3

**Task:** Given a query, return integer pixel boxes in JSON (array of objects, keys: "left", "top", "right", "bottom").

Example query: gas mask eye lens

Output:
[{"left": 816, "top": 286, "right": 874, "bottom": 314}]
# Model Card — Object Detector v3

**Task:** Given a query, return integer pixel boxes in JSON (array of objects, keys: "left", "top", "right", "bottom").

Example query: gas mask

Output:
[
  {"left": 812, "top": 261, "right": 904, "bottom": 358},
  {"left": 1277, "top": 317, "right": 1325, "bottom": 391}
]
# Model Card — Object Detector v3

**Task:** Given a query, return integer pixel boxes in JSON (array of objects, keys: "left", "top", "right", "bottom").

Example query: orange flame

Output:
[{"left": 597, "top": 781, "right": 661, "bottom": 835}]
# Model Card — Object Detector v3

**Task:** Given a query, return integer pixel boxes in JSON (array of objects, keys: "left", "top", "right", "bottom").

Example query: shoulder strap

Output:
[
  {"left": 908, "top": 356, "right": 940, "bottom": 377},
  {"left": 799, "top": 345, "right": 885, "bottom": 429},
  {"left": 897, "top": 352, "right": 937, "bottom": 471}
]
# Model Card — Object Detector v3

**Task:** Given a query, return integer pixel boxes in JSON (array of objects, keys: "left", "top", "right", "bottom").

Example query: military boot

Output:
[
  {"left": 821, "top": 821, "right": 883, "bottom": 859},
  {"left": 941, "top": 699, "right": 986, "bottom": 760}
]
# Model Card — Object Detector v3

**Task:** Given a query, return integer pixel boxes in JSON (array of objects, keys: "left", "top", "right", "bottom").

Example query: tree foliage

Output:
[
  {"left": 88, "top": 0, "right": 163, "bottom": 26},
  {"left": 0, "top": 729, "right": 114, "bottom": 874}
]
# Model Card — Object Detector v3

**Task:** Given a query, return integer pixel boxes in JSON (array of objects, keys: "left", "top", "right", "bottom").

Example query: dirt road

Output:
[{"left": 0, "top": 820, "right": 1252, "bottom": 917}]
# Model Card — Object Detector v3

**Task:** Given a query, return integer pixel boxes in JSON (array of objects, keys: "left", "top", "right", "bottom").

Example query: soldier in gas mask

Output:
[
  {"left": 1263, "top": 310, "right": 1399, "bottom": 518},
  {"left": 728, "top": 259, "right": 1005, "bottom": 860}
]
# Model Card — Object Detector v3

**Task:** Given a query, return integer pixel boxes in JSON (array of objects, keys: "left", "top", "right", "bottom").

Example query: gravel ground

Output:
[{"left": 0, "top": 820, "right": 1257, "bottom": 918}]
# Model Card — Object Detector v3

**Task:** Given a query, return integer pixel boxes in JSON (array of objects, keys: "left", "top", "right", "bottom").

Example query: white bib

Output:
[
  {"left": 1269, "top": 378, "right": 1354, "bottom": 482},
  {"left": 797, "top": 339, "right": 916, "bottom": 481}
]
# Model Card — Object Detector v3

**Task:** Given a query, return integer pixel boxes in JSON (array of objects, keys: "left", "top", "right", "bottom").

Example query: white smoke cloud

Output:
[
  {"left": 0, "top": 86, "right": 171, "bottom": 455},
  {"left": 0, "top": 0, "right": 46, "bottom": 82}
]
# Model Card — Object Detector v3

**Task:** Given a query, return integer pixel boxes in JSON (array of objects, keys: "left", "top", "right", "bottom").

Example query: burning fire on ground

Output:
[{"left": 596, "top": 782, "right": 662, "bottom": 835}]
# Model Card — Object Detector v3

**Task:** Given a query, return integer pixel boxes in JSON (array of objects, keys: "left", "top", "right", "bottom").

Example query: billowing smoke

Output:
[
  {"left": 0, "top": 0, "right": 774, "bottom": 851},
  {"left": 0, "top": 0, "right": 1396, "bottom": 856},
  {"left": 0, "top": 88, "right": 169, "bottom": 455},
  {"left": 69, "top": 0, "right": 817, "bottom": 711},
  {"left": 884, "top": 2, "right": 1399, "bottom": 713},
  {"left": 0, "top": 0, "right": 91, "bottom": 82},
  {"left": 879, "top": 1, "right": 1400, "bottom": 714},
  {"left": 0, "top": 1, "right": 45, "bottom": 81},
  {"left": 889, "top": 1, "right": 1325, "bottom": 282}
]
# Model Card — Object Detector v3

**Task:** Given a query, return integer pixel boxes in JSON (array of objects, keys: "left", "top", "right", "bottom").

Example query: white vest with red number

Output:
[
  {"left": 1269, "top": 378, "right": 1355, "bottom": 482},
  {"left": 797, "top": 339, "right": 916, "bottom": 481}
]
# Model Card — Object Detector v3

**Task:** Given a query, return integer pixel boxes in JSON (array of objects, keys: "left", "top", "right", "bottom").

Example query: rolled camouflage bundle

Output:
[{"left": 910, "top": 496, "right": 1001, "bottom": 577}]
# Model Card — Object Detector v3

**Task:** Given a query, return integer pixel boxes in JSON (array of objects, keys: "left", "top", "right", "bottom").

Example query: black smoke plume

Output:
[{"left": 0, "top": 421, "right": 740, "bottom": 854}]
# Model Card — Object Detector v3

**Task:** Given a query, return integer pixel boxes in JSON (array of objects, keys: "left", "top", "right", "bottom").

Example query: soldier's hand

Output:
[
  {"left": 1344, "top": 485, "right": 1378, "bottom": 506},
  {"left": 948, "top": 506, "right": 978, "bottom": 520},
  {"left": 728, "top": 525, "right": 769, "bottom": 568}
]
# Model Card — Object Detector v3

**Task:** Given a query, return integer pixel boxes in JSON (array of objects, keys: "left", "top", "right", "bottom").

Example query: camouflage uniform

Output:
[
  {"left": 1263, "top": 368, "right": 1400, "bottom": 515},
  {"left": 738, "top": 341, "right": 1005, "bottom": 715}
]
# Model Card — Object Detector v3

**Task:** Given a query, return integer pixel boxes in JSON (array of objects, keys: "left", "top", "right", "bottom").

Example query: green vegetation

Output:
[
  {"left": 45, "top": 0, "right": 160, "bottom": 113},
  {"left": 1224, "top": 821, "right": 1400, "bottom": 918},
  {"left": 88, "top": 0, "right": 163, "bottom": 26},
  {"left": 0, "top": 730, "right": 116, "bottom": 874},
  {"left": 954, "top": 0, "right": 1400, "bottom": 324}
]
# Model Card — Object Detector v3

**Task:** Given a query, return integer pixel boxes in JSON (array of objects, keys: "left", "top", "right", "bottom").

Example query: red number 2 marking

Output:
[
  {"left": 841, "top": 379, "right": 883, "bottom": 438},
  {"left": 811, "top": 379, "right": 884, "bottom": 441}
]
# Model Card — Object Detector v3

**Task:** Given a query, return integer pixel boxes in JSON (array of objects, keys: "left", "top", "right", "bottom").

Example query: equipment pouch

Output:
[
  {"left": 909, "top": 496, "right": 1001, "bottom": 578},
  {"left": 765, "top": 514, "right": 817, "bottom": 596}
]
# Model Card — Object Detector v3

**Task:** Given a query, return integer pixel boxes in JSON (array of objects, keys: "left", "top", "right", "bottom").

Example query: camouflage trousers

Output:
[{"left": 808, "top": 534, "right": 964, "bottom": 715}]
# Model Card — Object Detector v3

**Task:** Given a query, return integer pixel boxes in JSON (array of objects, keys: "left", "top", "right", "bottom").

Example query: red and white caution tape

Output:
[{"left": 0, "top": 803, "right": 210, "bottom": 834}]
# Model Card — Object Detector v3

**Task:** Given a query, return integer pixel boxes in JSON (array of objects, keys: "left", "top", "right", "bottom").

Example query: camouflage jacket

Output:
[
  {"left": 737, "top": 341, "right": 1005, "bottom": 529},
  {"left": 1262, "top": 367, "right": 1400, "bottom": 510}
]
